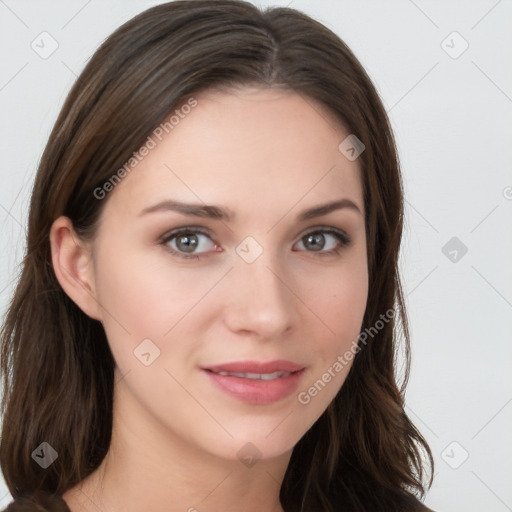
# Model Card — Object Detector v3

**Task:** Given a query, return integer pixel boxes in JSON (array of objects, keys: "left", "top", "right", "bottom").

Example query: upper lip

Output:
[{"left": 203, "top": 360, "right": 305, "bottom": 374}]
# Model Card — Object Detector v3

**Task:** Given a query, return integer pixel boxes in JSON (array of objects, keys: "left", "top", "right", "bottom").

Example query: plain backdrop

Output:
[{"left": 1, "top": 1, "right": 511, "bottom": 510}]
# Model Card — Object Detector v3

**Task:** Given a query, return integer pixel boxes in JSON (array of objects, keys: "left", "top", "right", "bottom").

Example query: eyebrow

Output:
[{"left": 138, "top": 198, "right": 362, "bottom": 221}]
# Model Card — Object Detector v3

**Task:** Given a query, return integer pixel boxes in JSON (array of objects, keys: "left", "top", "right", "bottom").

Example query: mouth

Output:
[
  {"left": 201, "top": 360, "right": 306, "bottom": 405},
  {"left": 208, "top": 370, "right": 293, "bottom": 380}
]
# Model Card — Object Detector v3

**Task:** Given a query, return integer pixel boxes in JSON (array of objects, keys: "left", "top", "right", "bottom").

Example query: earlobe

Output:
[{"left": 49, "top": 216, "right": 102, "bottom": 321}]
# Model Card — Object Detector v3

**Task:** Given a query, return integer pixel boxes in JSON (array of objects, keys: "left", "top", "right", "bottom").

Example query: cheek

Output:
[
  {"left": 91, "top": 246, "right": 174, "bottom": 377},
  {"left": 94, "top": 246, "right": 209, "bottom": 333},
  {"left": 295, "top": 254, "right": 368, "bottom": 404},
  {"left": 92, "top": 249, "right": 200, "bottom": 406},
  {"left": 92, "top": 245, "right": 227, "bottom": 381},
  {"left": 300, "top": 254, "right": 368, "bottom": 342}
]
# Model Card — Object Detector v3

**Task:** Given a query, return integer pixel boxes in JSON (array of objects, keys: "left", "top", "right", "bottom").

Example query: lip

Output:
[
  {"left": 204, "top": 360, "right": 304, "bottom": 374},
  {"left": 202, "top": 360, "right": 306, "bottom": 405}
]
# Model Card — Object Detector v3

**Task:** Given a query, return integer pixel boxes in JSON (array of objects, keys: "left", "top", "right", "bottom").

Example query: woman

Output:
[{"left": 0, "top": 1, "right": 434, "bottom": 510}]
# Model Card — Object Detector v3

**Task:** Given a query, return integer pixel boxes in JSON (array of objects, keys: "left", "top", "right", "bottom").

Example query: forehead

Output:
[{"left": 102, "top": 87, "right": 364, "bottom": 223}]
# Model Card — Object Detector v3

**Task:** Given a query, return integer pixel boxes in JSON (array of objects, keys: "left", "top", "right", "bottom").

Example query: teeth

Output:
[{"left": 215, "top": 371, "right": 290, "bottom": 380}]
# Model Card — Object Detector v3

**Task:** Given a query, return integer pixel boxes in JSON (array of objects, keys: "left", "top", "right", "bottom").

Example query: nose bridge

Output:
[{"left": 223, "top": 246, "right": 298, "bottom": 337}]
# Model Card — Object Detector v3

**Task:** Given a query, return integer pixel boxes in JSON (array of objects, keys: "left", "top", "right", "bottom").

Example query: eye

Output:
[
  {"left": 161, "top": 227, "right": 218, "bottom": 260},
  {"left": 294, "top": 228, "right": 351, "bottom": 256},
  {"left": 160, "top": 226, "right": 351, "bottom": 260}
]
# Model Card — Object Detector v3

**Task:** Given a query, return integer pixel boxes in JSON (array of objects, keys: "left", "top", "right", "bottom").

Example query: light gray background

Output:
[{"left": 1, "top": 1, "right": 511, "bottom": 510}]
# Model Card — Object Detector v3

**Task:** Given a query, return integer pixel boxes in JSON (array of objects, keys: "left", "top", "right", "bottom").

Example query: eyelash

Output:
[{"left": 159, "top": 226, "right": 352, "bottom": 260}]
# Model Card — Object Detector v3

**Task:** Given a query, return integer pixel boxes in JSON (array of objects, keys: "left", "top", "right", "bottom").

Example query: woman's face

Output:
[{"left": 87, "top": 87, "right": 368, "bottom": 462}]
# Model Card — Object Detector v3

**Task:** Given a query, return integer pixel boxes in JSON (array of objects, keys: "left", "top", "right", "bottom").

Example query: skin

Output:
[{"left": 52, "top": 87, "right": 368, "bottom": 512}]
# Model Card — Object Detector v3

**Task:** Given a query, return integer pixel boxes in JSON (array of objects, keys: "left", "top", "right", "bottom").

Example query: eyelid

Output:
[
  {"left": 160, "top": 225, "right": 213, "bottom": 241},
  {"left": 299, "top": 225, "right": 351, "bottom": 244}
]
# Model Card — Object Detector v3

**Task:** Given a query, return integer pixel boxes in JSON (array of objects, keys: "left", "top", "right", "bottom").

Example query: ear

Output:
[{"left": 49, "top": 216, "right": 102, "bottom": 321}]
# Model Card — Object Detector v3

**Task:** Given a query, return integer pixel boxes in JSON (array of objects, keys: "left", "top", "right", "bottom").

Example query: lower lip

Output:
[{"left": 203, "top": 369, "right": 305, "bottom": 405}]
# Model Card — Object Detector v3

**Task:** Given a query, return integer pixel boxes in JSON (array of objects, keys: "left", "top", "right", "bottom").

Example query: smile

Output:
[
  {"left": 211, "top": 371, "right": 290, "bottom": 380},
  {"left": 201, "top": 360, "right": 306, "bottom": 405}
]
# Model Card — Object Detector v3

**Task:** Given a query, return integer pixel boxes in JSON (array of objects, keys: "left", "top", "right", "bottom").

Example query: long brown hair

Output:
[{"left": 1, "top": 1, "right": 433, "bottom": 510}]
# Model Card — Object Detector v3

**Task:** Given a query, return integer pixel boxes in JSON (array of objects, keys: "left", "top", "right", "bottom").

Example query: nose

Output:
[{"left": 222, "top": 253, "right": 300, "bottom": 340}]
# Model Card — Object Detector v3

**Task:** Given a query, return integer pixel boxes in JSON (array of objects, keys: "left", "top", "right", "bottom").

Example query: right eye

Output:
[{"left": 161, "top": 227, "right": 220, "bottom": 260}]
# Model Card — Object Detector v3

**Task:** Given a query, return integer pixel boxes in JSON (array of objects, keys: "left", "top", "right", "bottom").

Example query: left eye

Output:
[
  {"left": 295, "top": 229, "right": 350, "bottom": 254},
  {"left": 163, "top": 229, "right": 216, "bottom": 258}
]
